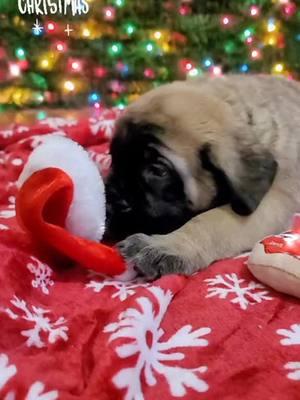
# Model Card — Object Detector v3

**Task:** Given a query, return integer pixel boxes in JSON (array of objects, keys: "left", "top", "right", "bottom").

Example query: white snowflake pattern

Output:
[
  {"left": 0, "top": 354, "right": 17, "bottom": 390},
  {"left": 0, "top": 196, "right": 16, "bottom": 219},
  {"left": 25, "top": 381, "right": 58, "bottom": 400},
  {"left": 0, "top": 129, "right": 13, "bottom": 139},
  {"left": 27, "top": 257, "right": 54, "bottom": 295},
  {"left": 104, "top": 286, "right": 211, "bottom": 399},
  {"left": 284, "top": 362, "right": 300, "bottom": 381},
  {"left": 89, "top": 117, "right": 116, "bottom": 138},
  {"left": 11, "top": 158, "right": 23, "bottom": 166},
  {"left": 40, "top": 117, "right": 77, "bottom": 130},
  {"left": 17, "top": 126, "right": 29, "bottom": 134},
  {"left": 88, "top": 150, "right": 111, "bottom": 173},
  {"left": 277, "top": 324, "right": 300, "bottom": 346},
  {"left": 18, "top": 132, "right": 66, "bottom": 149},
  {"left": 5, "top": 296, "right": 68, "bottom": 348},
  {"left": 277, "top": 323, "right": 300, "bottom": 381},
  {"left": 0, "top": 224, "right": 9, "bottom": 230},
  {"left": 205, "top": 273, "right": 272, "bottom": 310},
  {"left": 86, "top": 278, "right": 149, "bottom": 301},
  {"left": 0, "top": 354, "right": 58, "bottom": 399}
]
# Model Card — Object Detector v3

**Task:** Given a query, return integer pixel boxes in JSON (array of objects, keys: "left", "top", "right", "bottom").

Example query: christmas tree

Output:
[{"left": 0, "top": 0, "right": 299, "bottom": 111}]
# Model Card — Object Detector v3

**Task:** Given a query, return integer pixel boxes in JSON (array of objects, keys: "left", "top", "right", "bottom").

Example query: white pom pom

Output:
[{"left": 18, "top": 135, "right": 105, "bottom": 241}]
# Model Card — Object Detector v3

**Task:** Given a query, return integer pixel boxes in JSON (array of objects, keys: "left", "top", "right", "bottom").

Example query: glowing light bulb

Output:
[
  {"left": 146, "top": 43, "right": 154, "bottom": 52},
  {"left": 15, "top": 47, "right": 26, "bottom": 60},
  {"left": 211, "top": 65, "right": 222, "bottom": 76},
  {"left": 88, "top": 92, "right": 101, "bottom": 104},
  {"left": 282, "top": 2, "right": 297, "bottom": 17},
  {"left": 9, "top": 62, "right": 21, "bottom": 77},
  {"left": 249, "top": 5, "right": 260, "bottom": 17},
  {"left": 272, "top": 63, "right": 284, "bottom": 73},
  {"left": 70, "top": 59, "right": 83, "bottom": 72},
  {"left": 250, "top": 49, "right": 262, "bottom": 60},
  {"left": 154, "top": 31, "right": 162, "bottom": 39},
  {"left": 203, "top": 58, "right": 213, "bottom": 68},
  {"left": 46, "top": 21, "right": 56, "bottom": 32},
  {"left": 222, "top": 16, "right": 230, "bottom": 25},
  {"left": 188, "top": 68, "right": 201, "bottom": 77},
  {"left": 124, "top": 23, "right": 136, "bottom": 35},
  {"left": 82, "top": 28, "right": 91, "bottom": 38},
  {"left": 243, "top": 28, "right": 253, "bottom": 38},
  {"left": 55, "top": 41, "right": 67, "bottom": 52},
  {"left": 240, "top": 64, "right": 249, "bottom": 73},
  {"left": 40, "top": 58, "right": 50, "bottom": 69},
  {"left": 267, "top": 18, "right": 277, "bottom": 32},
  {"left": 64, "top": 80, "right": 75, "bottom": 92},
  {"left": 114, "top": 0, "right": 125, "bottom": 7},
  {"left": 144, "top": 68, "right": 155, "bottom": 79},
  {"left": 103, "top": 6, "right": 116, "bottom": 21}
]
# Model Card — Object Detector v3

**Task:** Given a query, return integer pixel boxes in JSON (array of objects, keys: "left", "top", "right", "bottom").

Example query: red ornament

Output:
[
  {"left": 277, "top": 33, "right": 286, "bottom": 49},
  {"left": 94, "top": 66, "right": 108, "bottom": 78},
  {"left": 144, "top": 68, "right": 155, "bottom": 79},
  {"left": 103, "top": 6, "right": 116, "bottom": 21},
  {"left": 109, "top": 80, "right": 125, "bottom": 93},
  {"left": 179, "top": 4, "right": 191, "bottom": 15},
  {"left": 171, "top": 32, "right": 187, "bottom": 44},
  {"left": 281, "top": 2, "right": 297, "bottom": 17},
  {"left": 0, "top": 47, "right": 6, "bottom": 59},
  {"left": 18, "top": 59, "right": 29, "bottom": 70}
]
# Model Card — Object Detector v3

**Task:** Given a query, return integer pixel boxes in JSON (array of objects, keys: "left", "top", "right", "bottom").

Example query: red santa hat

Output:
[{"left": 16, "top": 135, "right": 135, "bottom": 281}]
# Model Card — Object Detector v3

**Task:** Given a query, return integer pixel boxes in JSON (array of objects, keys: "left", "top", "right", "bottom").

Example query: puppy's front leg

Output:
[{"left": 117, "top": 186, "right": 299, "bottom": 279}]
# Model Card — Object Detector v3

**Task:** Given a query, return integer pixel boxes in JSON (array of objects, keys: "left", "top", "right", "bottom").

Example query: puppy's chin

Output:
[{"left": 103, "top": 209, "right": 195, "bottom": 242}]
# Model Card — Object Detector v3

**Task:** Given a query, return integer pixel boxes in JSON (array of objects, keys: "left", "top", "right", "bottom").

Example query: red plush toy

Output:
[{"left": 16, "top": 135, "right": 136, "bottom": 281}]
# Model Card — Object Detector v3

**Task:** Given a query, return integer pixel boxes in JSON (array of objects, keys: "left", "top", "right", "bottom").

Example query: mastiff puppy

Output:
[{"left": 105, "top": 75, "right": 300, "bottom": 279}]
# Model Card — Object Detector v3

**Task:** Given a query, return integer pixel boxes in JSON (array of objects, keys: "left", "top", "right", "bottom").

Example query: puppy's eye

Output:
[{"left": 146, "top": 162, "right": 169, "bottom": 178}]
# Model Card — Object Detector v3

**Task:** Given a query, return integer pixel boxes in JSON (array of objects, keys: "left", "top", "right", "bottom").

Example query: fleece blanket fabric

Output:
[{"left": 0, "top": 110, "right": 300, "bottom": 400}]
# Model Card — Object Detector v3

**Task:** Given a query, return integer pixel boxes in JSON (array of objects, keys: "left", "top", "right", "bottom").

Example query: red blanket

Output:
[{"left": 0, "top": 111, "right": 299, "bottom": 400}]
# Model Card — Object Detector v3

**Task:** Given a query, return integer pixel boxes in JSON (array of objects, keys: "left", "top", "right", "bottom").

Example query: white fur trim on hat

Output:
[{"left": 18, "top": 135, "right": 106, "bottom": 242}]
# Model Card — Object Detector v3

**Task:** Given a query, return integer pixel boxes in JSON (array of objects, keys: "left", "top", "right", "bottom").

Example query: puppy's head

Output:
[{"left": 105, "top": 81, "right": 277, "bottom": 241}]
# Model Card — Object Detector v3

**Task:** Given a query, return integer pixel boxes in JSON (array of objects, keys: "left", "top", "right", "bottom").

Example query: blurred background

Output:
[{"left": 0, "top": 0, "right": 299, "bottom": 113}]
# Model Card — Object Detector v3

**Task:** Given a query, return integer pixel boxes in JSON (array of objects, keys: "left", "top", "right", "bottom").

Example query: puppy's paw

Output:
[{"left": 117, "top": 233, "right": 192, "bottom": 280}]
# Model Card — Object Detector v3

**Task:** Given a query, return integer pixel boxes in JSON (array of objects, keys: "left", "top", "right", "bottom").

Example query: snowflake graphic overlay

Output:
[
  {"left": 27, "top": 257, "right": 54, "bottom": 295},
  {"left": 104, "top": 286, "right": 211, "bottom": 399},
  {"left": 32, "top": 19, "right": 44, "bottom": 35},
  {"left": 86, "top": 277, "right": 149, "bottom": 301},
  {"left": 205, "top": 273, "right": 272, "bottom": 310},
  {"left": 4, "top": 297, "right": 68, "bottom": 348}
]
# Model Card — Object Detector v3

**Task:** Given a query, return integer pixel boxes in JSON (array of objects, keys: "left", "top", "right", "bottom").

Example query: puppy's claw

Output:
[{"left": 117, "top": 233, "right": 189, "bottom": 280}]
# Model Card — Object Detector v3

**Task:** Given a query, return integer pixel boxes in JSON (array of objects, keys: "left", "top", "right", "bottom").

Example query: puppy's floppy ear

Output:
[{"left": 200, "top": 144, "right": 278, "bottom": 216}]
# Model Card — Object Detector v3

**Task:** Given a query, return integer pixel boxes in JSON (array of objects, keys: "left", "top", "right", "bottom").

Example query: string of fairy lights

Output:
[{"left": 0, "top": 0, "right": 299, "bottom": 111}]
